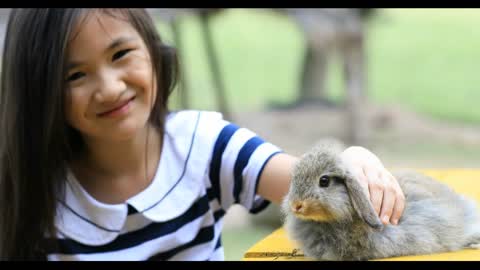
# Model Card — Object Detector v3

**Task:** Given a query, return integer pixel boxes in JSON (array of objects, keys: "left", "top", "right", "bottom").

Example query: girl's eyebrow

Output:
[
  {"left": 107, "top": 36, "right": 137, "bottom": 51},
  {"left": 67, "top": 36, "right": 138, "bottom": 70}
]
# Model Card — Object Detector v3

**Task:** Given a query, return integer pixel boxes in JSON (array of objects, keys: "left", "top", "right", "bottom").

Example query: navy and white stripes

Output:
[
  {"left": 209, "top": 123, "right": 240, "bottom": 205},
  {"left": 47, "top": 111, "right": 282, "bottom": 261}
]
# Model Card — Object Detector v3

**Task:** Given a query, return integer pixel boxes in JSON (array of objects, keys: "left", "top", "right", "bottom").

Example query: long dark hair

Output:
[{"left": 0, "top": 8, "right": 178, "bottom": 260}]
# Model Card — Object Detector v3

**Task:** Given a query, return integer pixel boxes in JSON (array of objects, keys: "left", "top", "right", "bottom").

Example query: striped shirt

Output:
[{"left": 46, "top": 110, "right": 282, "bottom": 261}]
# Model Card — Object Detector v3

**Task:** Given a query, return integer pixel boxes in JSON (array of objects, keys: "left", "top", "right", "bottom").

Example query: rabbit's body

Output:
[{"left": 283, "top": 142, "right": 480, "bottom": 260}]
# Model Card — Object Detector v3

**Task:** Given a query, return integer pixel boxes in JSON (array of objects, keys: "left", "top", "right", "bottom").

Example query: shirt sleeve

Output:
[{"left": 206, "top": 114, "right": 283, "bottom": 214}]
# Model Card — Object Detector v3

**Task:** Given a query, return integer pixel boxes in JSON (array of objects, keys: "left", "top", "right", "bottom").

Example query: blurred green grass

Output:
[
  {"left": 157, "top": 8, "right": 480, "bottom": 124},
  {"left": 366, "top": 9, "right": 480, "bottom": 124},
  {"left": 222, "top": 224, "right": 276, "bottom": 261},
  {"left": 153, "top": 9, "right": 480, "bottom": 260}
]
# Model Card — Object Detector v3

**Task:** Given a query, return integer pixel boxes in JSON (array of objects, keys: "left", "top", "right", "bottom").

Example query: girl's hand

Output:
[{"left": 339, "top": 146, "right": 405, "bottom": 225}]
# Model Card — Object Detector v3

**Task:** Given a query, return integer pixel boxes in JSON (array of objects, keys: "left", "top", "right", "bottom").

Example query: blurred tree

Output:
[
  {"left": 149, "top": 8, "right": 376, "bottom": 144},
  {"left": 280, "top": 8, "right": 376, "bottom": 145},
  {"left": 149, "top": 9, "right": 232, "bottom": 121}
]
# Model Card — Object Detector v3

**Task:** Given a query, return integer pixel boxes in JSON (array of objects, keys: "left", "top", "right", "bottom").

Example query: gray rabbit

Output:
[{"left": 281, "top": 139, "right": 480, "bottom": 260}]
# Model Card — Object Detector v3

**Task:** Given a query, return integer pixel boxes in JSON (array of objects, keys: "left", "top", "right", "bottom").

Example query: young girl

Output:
[{"left": 0, "top": 9, "right": 405, "bottom": 260}]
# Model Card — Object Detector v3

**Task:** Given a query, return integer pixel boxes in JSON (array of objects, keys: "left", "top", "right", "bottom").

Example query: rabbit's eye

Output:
[{"left": 319, "top": 175, "right": 330, "bottom": 188}]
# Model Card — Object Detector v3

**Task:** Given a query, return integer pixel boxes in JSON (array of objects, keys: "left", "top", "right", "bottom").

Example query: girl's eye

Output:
[
  {"left": 112, "top": 49, "right": 133, "bottom": 61},
  {"left": 319, "top": 175, "right": 330, "bottom": 188},
  {"left": 67, "top": 72, "right": 85, "bottom": 82}
]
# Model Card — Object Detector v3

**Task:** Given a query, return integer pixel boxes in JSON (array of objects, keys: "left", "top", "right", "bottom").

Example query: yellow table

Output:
[{"left": 244, "top": 169, "right": 480, "bottom": 261}]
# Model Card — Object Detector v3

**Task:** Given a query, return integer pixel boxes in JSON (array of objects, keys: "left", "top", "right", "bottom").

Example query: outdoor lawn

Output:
[{"left": 157, "top": 8, "right": 480, "bottom": 124}]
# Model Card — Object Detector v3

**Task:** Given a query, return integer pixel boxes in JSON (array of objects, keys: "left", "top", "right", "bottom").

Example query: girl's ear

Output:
[{"left": 344, "top": 171, "right": 384, "bottom": 229}]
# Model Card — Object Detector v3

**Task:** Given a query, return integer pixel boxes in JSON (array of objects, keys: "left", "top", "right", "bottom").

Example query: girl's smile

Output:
[{"left": 97, "top": 96, "right": 136, "bottom": 118}]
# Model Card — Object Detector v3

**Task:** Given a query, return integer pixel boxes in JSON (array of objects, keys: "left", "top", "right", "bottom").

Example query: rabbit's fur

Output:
[{"left": 282, "top": 140, "right": 480, "bottom": 260}]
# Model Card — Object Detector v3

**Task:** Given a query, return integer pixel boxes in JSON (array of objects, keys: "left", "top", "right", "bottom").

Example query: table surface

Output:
[{"left": 243, "top": 169, "right": 480, "bottom": 261}]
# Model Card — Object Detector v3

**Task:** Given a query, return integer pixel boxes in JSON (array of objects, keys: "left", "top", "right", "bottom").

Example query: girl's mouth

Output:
[{"left": 97, "top": 96, "right": 136, "bottom": 118}]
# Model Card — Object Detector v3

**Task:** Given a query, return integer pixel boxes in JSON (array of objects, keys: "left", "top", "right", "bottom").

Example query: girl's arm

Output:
[
  {"left": 257, "top": 147, "right": 405, "bottom": 225},
  {"left": 257, "top": 153, "right": 298, "bottom": 206}
]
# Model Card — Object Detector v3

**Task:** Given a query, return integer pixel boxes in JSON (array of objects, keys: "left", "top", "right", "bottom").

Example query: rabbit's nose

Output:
[{"left": 292, "top": 202, "right": 304, "bottom": 213}]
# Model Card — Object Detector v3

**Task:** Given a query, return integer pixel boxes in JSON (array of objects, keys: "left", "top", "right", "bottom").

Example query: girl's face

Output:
[{"left": 65, "top": 11, "right": 156, "bottom": 142}]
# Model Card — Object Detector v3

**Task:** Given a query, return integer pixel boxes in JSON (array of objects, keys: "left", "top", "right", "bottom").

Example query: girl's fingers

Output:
[
  {"left": 379, "top": 182, "right": 396, "bottom": 225},
  {"left": 390, "top": 193, "right": 405, "bottom": 225},
  {"left": 363, "top": 166, "right": 384, "bottom": 216},
  {"left": 388, "top": 174, "right": 405, "bottom": 225}
]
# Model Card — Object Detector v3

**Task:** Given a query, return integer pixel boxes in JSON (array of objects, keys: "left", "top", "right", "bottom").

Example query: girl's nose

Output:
[{"left": 94, "top": 69, "right": 126, "bottom": 103}]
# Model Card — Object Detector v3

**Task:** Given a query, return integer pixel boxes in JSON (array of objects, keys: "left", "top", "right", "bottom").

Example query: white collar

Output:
[{"left": 55, "top": 111, "right": 208, "bottom": 245}]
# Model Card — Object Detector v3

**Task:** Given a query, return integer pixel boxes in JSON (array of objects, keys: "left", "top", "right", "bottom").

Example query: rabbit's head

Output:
[{"left": 282, "top": 140, "right": 383, "bottom": 229}]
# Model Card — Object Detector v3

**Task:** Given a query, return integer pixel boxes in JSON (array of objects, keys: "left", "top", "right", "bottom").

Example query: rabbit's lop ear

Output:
[{"left": 344, "top": 172, "right": 384, "bottom": 229}]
